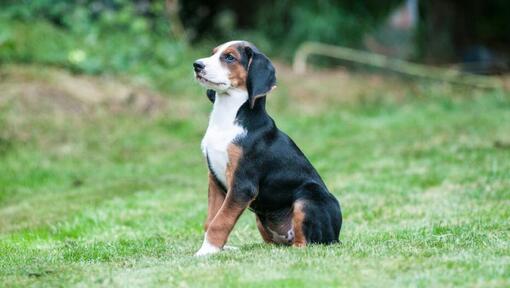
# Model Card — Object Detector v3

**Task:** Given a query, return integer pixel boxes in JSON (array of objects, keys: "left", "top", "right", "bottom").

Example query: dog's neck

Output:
[
  {"left": 208, "top": 89, "right": 248, "bottom": 128},
  {"left": 208, "top": 89, "right": 272, "bottom": 131}
]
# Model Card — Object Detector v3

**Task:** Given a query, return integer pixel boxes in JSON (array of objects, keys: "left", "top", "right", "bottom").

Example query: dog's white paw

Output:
[
  {"left": 194, "top": 234, "right": 221, "bottom": 257},
  {"left": 194, "top": 245, "right": 221, "bottom": 256}
]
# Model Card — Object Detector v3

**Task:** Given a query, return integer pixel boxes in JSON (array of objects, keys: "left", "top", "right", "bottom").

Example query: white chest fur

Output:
[{"left": 201, "top": 91, "right": 247, "bottom": 187}]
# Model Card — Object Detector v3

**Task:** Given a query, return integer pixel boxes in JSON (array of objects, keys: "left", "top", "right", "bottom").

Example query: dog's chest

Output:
[{"left": 201, "top": 96, "right": 246, "bottom": 187}]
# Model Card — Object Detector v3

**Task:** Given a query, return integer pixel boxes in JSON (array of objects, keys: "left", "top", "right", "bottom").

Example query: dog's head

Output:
[{"left": 193, "top": 40, "right": 276, "bottom": 108}]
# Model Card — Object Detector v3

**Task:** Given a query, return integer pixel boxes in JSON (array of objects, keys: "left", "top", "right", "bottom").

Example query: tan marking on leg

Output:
[
  {"left": 226, "top": 144, "right": 242, "bottom": 190},
  {"left": 204, "top": 173, "right": 226, "bottom": 231},
  {"left": 256, "top": 216, "right": 274, "bottom": 243},
  {"left": 206, "top": 197, "right": 250, "bottom": 247},
  {"left": 292, "top": 201, "right": 307, "bottom": 247},
  {"left": 205, "top": 144, "right": 253, "bottom": 248}
]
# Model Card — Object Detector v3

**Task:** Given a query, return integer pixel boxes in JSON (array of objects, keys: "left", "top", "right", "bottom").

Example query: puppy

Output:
[{"left": 193, "top": 41, "right": 342, "bottom": 256}]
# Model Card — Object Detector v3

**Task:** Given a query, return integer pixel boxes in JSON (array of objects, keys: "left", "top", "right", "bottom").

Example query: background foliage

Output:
[
  {"left": 180, "top": 0, "right": 400, "bottom": 55},
  {"left": 2, "top": 0, "right": 509, "bottom": 82},
  {"left": 0, "top": 0, "right": 190, "bottom": 93}
]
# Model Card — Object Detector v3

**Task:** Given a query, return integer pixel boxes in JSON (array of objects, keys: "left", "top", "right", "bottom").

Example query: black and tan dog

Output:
[{"left": 193, "top": 40, "right": 342, "bottom": 256}]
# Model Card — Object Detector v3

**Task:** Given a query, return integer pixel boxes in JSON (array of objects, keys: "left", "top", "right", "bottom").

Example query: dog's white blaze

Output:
[{"left": 201, "top": 89, "right": 247, "bottom": 188}]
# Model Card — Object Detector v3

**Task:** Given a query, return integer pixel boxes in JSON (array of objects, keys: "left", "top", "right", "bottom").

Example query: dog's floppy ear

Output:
[
  {"left": 245, "top": 46, "right": 276, "bottom": 108},
  {"left": 206, "top": 89, "right": 216, "bottom": 103}
]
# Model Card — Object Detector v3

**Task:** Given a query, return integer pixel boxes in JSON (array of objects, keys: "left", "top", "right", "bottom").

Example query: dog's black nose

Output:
[{"left": 193, "top": 61, "right": 205, "bottom": 72}]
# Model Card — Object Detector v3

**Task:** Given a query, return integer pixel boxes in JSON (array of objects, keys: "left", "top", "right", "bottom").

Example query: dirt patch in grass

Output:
[
  {"left": 0, "top": 65, "right": 167, "bottom": 116},
  {"left": 273, "top": 62, "right": 510, "bottom": 115},
  {"left": 0, "top": 65, "right": 178, "bottom": 151},
  {"left": 274, "top": 62, "right": 412, "bottom": 109}
]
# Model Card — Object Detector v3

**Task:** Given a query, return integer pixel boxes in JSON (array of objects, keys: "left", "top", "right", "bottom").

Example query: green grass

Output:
[{"left": 0, "top": 64, "right": 509, "bottom": 287}]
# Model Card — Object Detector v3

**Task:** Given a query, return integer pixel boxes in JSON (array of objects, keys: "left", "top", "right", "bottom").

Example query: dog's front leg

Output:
[
  {"left": 194, "top": 182, "right": 256, "bottom": 256},
  {"left": 204, "top": 173, "right": 226, "bottom": 231},
  {"left": 195, "top": 144, "right": 256, "bottom": 256}
]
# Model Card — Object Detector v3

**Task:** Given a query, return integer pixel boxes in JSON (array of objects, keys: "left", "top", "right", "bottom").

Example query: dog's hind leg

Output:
[
  {"left": 292, "top": 200, "right": 308, "bottom": 247},
  {"left": 256, "top": 215, "right": 275, "bottom": 243},
  {"left": 291, "top": 191, "right": 342, "bottom": 246}
]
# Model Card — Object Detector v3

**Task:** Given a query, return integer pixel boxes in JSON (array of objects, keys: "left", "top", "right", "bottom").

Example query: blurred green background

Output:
[
  {"left": 1, "top": 0, "right": 509, "bottom": 88},
  {"left": 0, "top": 1, "right": 509, "bottom": 287}
]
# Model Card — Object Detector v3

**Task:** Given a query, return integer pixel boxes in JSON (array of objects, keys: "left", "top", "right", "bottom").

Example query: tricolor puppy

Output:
[{"left": 193, "top": 40, "right": 342, "bottom": 256}]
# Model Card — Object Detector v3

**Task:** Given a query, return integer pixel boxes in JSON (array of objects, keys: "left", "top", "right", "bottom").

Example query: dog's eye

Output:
[{"left": 224, "top": 53, "right": 236, "bottom": 63}]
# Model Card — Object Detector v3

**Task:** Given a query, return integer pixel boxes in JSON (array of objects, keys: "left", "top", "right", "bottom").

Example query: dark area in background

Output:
[
  {"left": 180, "top": 0, "right": 510, "bottom": 71},
  {"left": 418, "top": 0, "right": 510, "bottom": 72},
  {"left": 1, "top": 0, "right": 509, "bottom": 73},
  {"left": 180, "top": 0, "right": 401, "bottom": 54}
]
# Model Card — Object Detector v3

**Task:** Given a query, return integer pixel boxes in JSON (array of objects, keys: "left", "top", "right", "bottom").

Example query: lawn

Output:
[{"left": 0, "top": 64, "right": 509, "bottom": 287}]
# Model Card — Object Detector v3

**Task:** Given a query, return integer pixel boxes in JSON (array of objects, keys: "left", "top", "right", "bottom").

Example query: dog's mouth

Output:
[{"left": 195, "top": 75, "right": 226, "bottom": 86}]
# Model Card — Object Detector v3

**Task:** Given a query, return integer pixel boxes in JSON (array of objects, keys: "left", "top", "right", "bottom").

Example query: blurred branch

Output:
[
  {"left": 165, "top": 0, "right": 187, "bottom": 44},
  {"left": 294, "top": 42, "right": 502, "bottom": 89}
]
